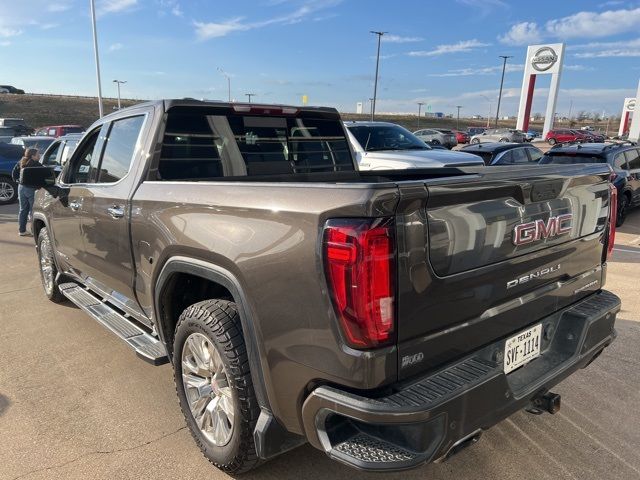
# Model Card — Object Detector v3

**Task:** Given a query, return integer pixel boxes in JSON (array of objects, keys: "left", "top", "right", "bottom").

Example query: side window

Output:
[
  {"left": 614, "top": 153, "right": 629, "bottom": 170},
  {"left": 42, "top": 141, "right": 61, "bottom": 166},
  {"left": 511, "top": 148, "right": 530, "bottom": 164},
  {"left": 48, "top": 128, "right": 57, "bottom": 136},
  {"left": 97, "top": 115, "right": 145, "bottom": 183},
  {"left": 527, "top": 148, "right": 543, "bottom": 162},
  {"left": 60, "top": 141, "right": 78, "bottom": 166},
  {"left": 495, "top": 151, "right": 514, "bottom": 165},
  {"left": 66, "top": 128, "right": 102, "bottom": 184},
  {"left": 624, "top": 149, "right": 640, "bottom": 170}
]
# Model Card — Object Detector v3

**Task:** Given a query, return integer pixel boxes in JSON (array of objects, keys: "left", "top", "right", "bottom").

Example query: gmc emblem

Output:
[{"left": 512, "top": 214, "right": 573, "bottom": 246}]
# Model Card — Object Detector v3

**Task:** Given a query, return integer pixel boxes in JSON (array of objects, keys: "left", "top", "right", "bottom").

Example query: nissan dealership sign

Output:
[
  {"left": 531, "top": 46, "right": 559, "bottom": 72},
  {"left": 626, "top": 98, "right": 636, "bottom": 112}
]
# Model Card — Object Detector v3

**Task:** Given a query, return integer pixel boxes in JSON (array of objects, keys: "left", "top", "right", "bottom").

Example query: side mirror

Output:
[{"left": 20, "top": 166, "right": 56, "bottom": 189}]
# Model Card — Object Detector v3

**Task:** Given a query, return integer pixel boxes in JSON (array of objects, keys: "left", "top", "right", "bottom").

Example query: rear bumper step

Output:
[
  {"left": 59, "top": 283, "right": 169, "bottom": 365},
  {"left": 301, "top": 290, "right": 620, "bottom": 471}
]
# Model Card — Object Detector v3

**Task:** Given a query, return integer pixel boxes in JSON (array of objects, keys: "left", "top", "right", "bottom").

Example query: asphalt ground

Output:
[{"left": 0, "top": 202, "right": 639, "bottom": 480}]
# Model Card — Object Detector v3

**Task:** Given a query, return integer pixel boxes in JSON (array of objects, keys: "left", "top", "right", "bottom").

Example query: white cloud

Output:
[
  {"left": 98, "top": 0, "right": 138, "bottom": 15},
  {"left": 194, "top": 0, "right": 341, "bottom": 40},
  {"left": 0, "top": 27, "right": 22, "bottom": 38},
  {"left": 47, "top": 2, "right": 72, "bottom": 12},
  {"left": 0, "top": 41, "right": 10, "bottom": 47},
  {"left": 429, "top": 64, "right": 524, "bottom": 77},
  {"left": 171, "top": 4, "right": 183, "bottom": 16},
  {"left": 108, "top": 42, "right": 124, "bottom": 52},
  {"left": 498, "top": 22, "right": 542, "bottom": 45},
  {"left": 546, "top": 7, "right": 640, "bottom": 39},
  {"left": 408, "top": 39, "right": 490, "bottom": 57},
  {"left": 383, "top": 35, "right": 423, "bottom": 43},
  {"left": 499, "top": 7, "right": 640, "bottom": 45},
  {"left": 572, "top": 37, "right": 640, "bottom": 58}
]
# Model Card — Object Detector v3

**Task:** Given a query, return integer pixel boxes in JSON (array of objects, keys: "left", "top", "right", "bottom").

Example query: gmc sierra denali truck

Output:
[{"left": 22, "top": 100, "right": 621, "bottom": 474}]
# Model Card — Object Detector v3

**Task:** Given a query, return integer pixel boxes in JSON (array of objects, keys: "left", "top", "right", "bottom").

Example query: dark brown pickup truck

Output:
[{"left": 23, "top": 100, "right": 620, "bottom": 473}]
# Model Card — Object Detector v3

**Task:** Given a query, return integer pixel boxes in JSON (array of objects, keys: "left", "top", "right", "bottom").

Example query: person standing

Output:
[{"left": 12, "top": 147, "right": 41, "bottom": 236}]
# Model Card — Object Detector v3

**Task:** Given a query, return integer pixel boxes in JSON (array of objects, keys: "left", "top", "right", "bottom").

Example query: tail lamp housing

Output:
[{"left": 323, "top": 218, "right": 395, "bottom": 349}]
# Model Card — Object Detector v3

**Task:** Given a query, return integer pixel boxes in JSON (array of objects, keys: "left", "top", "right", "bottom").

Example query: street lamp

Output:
[
  {"left": 113, "top": 79, "right": 126, "bottom": 110},
  {"left": 417, "top": 102, "right": 425, "bottom": 129},
  {"left": 456, "top": 105, "right": 463, "bottom": 130},
  {"left": 245, "top": 93, "right": 256, "bottom": 103},
  {"left": 370, "top": 30, "right": 387, "bottom": 121},
  {"left": 480, "top": 94, "right": 493, "bottom": 128},
  {"left": 495, "top": 55, "right": 513, "bottom": 128},
  {"left": 217, "top": 67, "right": 231, "bottom": 102},
  {"left": 89, "top": 0, "right": 103, "bottom": 117}
]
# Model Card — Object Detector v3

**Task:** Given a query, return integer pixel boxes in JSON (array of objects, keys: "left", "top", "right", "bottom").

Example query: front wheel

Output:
[
  {"left": 0, "top": 177, "right": 17, "bottom": 205},
  {"left": 499, "top": 137, "right": 509, "bottom": 143},
  {"left": 548, "top": 138, "right": 557, "bottom": 145},
  {"left": 470, "top": 138, "right": 480, "bottom": 144},
  {"left": 174, "top": 300, "right": 260, "bottom": 474},
  {"left": 37, "top": 229, "right": 65, "bottom": 303}
]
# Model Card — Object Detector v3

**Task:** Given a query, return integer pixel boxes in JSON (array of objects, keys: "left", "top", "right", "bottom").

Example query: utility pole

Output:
[
  {"left": 369, "top": 98, "right": 374, "bottom": 118},
  {"left": 217, "top": 67, "right": 231, "bottom": 102},
  {"left": 370, "top": 30, "right": 387, "bottom": 121},
  {"left": 113, "top": 80, "right": 126, "bottom": 110},
  {"left": 456, "top": 105, "right": 463, "bottom": 130},
  {"left": 417, "top": 102, "right": 425, "bottom": 129},
  {"left": 245, "top": 93, "right": 256, "bottom": 103},
  {"left": 568, "top": 98, "right": 573, "bottom": 123},
  {"left": 481, "top": 94, "right": 493, "bottom": 128},
  {"left": 495, "top": 55, "right": 513, "bottom": 128},
  {"left": 90, "top": 0, "right": 103, "bottom": 117}
]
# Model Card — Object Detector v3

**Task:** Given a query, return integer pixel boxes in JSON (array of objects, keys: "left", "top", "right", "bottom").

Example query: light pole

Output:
[
  {"left": 245, "top": 93, "right": 256, "bottom": 103},
  {"left": 90, "top": 0, "right": 103, "bottom": 117},
  {"left": 370, "top": 30, "right": 387, "bottom": 121},
  {"left": 495, "top": 55, "right": 513, "bottom": 128},
  {"left": 369, "top": 98, "right": 374, "bottom": 118},
  {"left": 113, "top": 80, "right": 126, "bottom": 110},
  {"left": 217, "top": 67, "right": 231, "bottom": 102},
  {"left": 456, "top": 105, "right": 463, "bottom": 130},
  {"left": 568, "top": 98, "right": 573, "bottom": 123},
  {"left": 480, "top": 95, "right": 493, "bottom": 128},
  {"left": 417, "top": 102, "right": 425, "bottom": 129}
]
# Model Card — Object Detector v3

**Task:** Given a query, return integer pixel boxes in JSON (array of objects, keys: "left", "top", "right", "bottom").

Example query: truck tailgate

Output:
[{"left": 395, "top": 164, "right": 613, "bottom": 379}]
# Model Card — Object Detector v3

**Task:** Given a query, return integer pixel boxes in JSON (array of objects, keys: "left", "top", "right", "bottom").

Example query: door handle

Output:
[
  {"left": 69, "top": 201, "right": 81, "bottom": 211},
  {"left": 107, "top": 205, "right": 125, "bottom": 219}
]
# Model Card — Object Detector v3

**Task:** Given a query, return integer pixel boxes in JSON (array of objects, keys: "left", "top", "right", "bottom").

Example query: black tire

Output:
[
  {"left": 37, "top": 228, "right": 65, "bottom": 303},
  {"left": 430, "top": 139, "right": 441, "bottom": 146},
  {"left": 0, "top": 176, "right": 17, "bottom": 205},
  {"left": 548, "top": 138, "right": 557, "bottom": 145},
  {"left": 499, "top": 137, "right": 509, "bottom": 143},
  {"left": 471, "top": 138, "right": 480, "bottom": 144},
  {"left": 174, "top": 300, "right": 260, "bottom": 474},
  {"left": 616, "top": 194, "right": 630, "bottom": 228}
]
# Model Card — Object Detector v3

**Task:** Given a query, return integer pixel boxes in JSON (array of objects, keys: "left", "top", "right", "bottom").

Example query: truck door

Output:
[{"left": 79, "top": 113, "right": 148, "bottom": 316}]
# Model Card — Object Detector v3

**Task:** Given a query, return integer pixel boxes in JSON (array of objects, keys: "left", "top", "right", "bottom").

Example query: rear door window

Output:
[
  {"left": 527, "top": 148, "right": 543, "bottom": 162},
  {"left": 156, "top": 110, "right": 353, "bottom": 180},
  {"left": 624, "top": 149, "right": 640, "bottom": 170}
]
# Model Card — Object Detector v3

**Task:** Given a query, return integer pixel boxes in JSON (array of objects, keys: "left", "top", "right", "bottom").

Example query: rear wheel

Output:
[
  {"left": 430, "top": 139, "right": 441, "bottom": 146},
  {"left": 0, "top": 177, "right": 17, "bottom": 205},
  {"left": 470, "top": 138, "right": 480, "bottom": 144},
  {"left": 174, "top": 300, "right": 260, "bottom": 474},
  {"left": 499, "top": 137, "right": 509, "bottom": 143},
  {"left": 548, "top": 138, "right": 557, "bottom": 145},
  {"left": 616, "top": 194, "right": 630, "bottom": 227},
  {"left": 37, "top": 229, "right": 65, "bottom": 303}
]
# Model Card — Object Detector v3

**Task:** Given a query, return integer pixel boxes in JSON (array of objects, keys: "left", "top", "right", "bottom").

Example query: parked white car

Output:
[
  {"left": 344, "top": 121, "right": 483, "bottom": 170},
  {"left": 470, "top": 128, "right": 525, "bottom": 144}
]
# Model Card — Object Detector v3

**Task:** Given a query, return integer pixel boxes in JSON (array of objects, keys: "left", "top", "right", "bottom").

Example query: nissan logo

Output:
[
  {"left": 531, "top": 46, "right": 558, "bottom": 72},
  {"left": 627, "top": 99, "right": 636, "bottom": 111}
]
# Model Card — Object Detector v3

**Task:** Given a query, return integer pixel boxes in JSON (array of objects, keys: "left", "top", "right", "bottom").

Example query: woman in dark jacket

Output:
[{"left": 13, "top": 147, "right": 41, "bottom": 236}]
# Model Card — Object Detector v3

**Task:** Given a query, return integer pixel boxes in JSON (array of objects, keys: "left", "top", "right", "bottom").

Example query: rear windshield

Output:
[
  {"left": 539, "top": 153, "right": 606, "bottom": 164},
  {"left": 156, "top": 109, "right": 353, "bottom": 180}
]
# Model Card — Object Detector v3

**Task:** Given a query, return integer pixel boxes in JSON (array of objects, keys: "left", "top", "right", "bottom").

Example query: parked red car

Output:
[
  {"left": 35, "top": 125, "right": 84, "bottom": 138},
  {"left": 545, "top": 128, "right": 590, "bottom": 145},
  {"left": 453, "top": 130, "right": 469, "bottom": 144}
]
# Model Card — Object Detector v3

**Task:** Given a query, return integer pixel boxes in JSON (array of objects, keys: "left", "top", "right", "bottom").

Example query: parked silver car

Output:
[
  {"left": 470, "top": 128, "right": 525, "bottom": 144},
  {"left": 413, "top": 128, "right": 458, "bottom": 149},
  {"left": 344, "top": 121, "right": 483, "bottom": 170}
]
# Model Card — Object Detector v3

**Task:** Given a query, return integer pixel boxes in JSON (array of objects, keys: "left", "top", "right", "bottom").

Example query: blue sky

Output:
[{"left": 1, "top": 0, "right": 639, "bottom": 117}]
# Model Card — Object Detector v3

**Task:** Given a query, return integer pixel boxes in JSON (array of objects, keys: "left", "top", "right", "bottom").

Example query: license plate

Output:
[{"left": 504, "top": 324, "right": 542, "bottom": 374}]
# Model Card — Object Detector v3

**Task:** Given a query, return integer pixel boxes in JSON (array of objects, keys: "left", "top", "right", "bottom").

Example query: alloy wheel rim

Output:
[
  {"left": 0, "top": 182, "right": 14, "bottom": 200},
  {"left": 39, "top": 235, "right": 54, "bottom": 295},
  {"left": 181, "top": 332, "right": 235, "bottom": 446}
]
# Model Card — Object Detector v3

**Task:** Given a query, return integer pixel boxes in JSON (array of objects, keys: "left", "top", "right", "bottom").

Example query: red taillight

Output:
[
  {"left": 323, "top": 219, "right": 395, "bottom": 349},
  {"left": 607, "top": 184, "right": 617, "bottom": 259}
]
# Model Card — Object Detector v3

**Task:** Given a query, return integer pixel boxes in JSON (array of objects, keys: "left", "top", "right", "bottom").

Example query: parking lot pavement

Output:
[{"left": 0, "top": 202, "right": 639, "bottom": 480}]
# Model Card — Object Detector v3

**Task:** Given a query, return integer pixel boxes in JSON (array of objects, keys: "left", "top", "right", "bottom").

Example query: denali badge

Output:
[
  {"left": 401, "top": 352, "right": 424, "bottom": 369},
  {"left": 512, "top": 214, "right": 572, "bottom": 246},
  {"left": 507, "top": 264, "right": 560, "bottom": 289}
]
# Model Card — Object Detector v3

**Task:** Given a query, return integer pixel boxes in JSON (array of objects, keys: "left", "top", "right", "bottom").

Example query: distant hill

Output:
[{"left": 0, "top": 93, "right": 141, "bottom": 129}]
